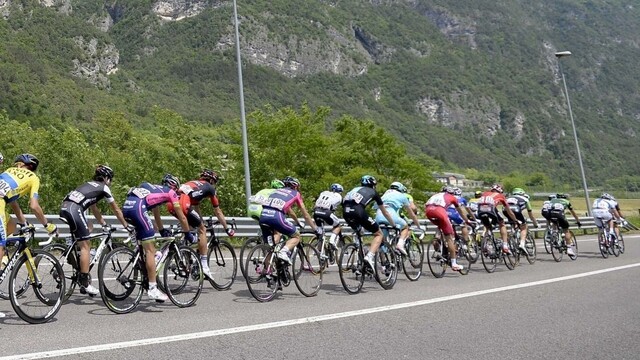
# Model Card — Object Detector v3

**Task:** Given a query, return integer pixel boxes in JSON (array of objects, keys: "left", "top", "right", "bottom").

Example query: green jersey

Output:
[
  {"left": 549, "top": 198, "right": 572, "bottom": 213},
  {"left": 247, "top": 188, "right": 276, "bottom": 220}
]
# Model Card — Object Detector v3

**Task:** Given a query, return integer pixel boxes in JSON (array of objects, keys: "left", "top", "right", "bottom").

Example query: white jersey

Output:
[
  {"left": 592, "top": 198, "right": 615, "bottom": 210},
  {"left": 314, "top": 191, "right": 342, "bottom": 211}
]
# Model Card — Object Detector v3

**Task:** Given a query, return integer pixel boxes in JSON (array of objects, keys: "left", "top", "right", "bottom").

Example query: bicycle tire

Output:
[
  {"left": 98, "top": 246, "right": 143, "bottom": 314},
  {"left": 524, "top": 232, "right": 537, "bottom": 264},
  {"left": 244, "top": 244, "right": 278, "bottom": 302},
  {"left": 504, "top": 236, "right": 518, "bottom": 270},
  {"left": 9, "top": 250, "right": 65, "bottom": 324},
  {"left": 402, "top": 236, "right": 423, "bottom": 281},
  {"left": 374, "top": 246, "right": 397, "bottom": 289},
  {"left": 550, "top": 233, "right": 564, "bottom": 262},
  {"left": 617, "top": 233, "right": 625, "bottom": 254},
  {"left": 543, "top": 234, "right": 552, "bottom": 254},
  {"left": 427, "top": 239, "right": 446, "bottom": 278},
  {"left": 480, "top": 235, "right": 497, "bottom": 273},
  {"left": 0, "top": 246, "right": 30, "bottom": 301},
  {"left": 338, "top": 243, "right": 365, "bottom": 294},
  {"left": 239, "top": 237, "right": 262, "bottom": 279},
  {"left": 568, "top": 231, "right": 578, "bottom": 260},
  {"left": 455, "top": 237, "right": 470, "bottom": 275},
  {"left": 45, "top": 244, "right": 77, "bottom": 302},
  {"left": 465, "top": 237, "right": 480, "bottom": 264},
  {"left": 164, "top": 246, "right": 203, "bottom": 307},
  {"left": 292, "top": 243, "right": 323, "bottom": 297},
  {"left": 308, "top": 236, "right": 329, "bottom": 272},
  {"left": 598, "top": 230, "right": 609, "bottom": 259},
  {"left": 207, "top": 241, "right": 237, "bottom": 290}
]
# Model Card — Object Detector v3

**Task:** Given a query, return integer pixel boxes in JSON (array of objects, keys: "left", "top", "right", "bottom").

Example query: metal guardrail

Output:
[{"left": 14, "top": 214, "right": 637, "bottom": 240}]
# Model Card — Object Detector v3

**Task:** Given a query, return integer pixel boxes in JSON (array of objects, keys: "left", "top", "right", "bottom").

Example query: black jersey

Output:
[
  {"left": 62, "top": 181, "right": 114, "bottom": 210},
  {"left": 343, "top": 186, "right": 383, "bottom": 208}
]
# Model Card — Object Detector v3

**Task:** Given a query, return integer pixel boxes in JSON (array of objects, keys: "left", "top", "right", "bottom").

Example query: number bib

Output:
[
  {"left": 0, "top": 180, "right": 10, "bottom": 198},
  {"left": 67, "top": 190, "right": 86, "bottom": 203}
]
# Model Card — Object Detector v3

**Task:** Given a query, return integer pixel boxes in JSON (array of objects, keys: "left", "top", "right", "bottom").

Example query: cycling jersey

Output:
[
  {"left": 179, "top": 180, "right": 220, "bottom": 207},
  {"left": 261, "top": 188, "right": 303, "bottom": 213},
  {"left": 343, "top": 186, "right": 384, "bottom": 233},
  {"left": 0, "top": 167, "right": 41, "bottom": 245},
  {"left": 59, "top": 181, "right": 115, "bottom": 240},
  {"left": 548, "top": 198, "right": 572, "bottom": 229},
  {"left": 592, "top": 197, "right": 615, "bottom": 228},
  {"left": 468, "top": 197, "right": 481, "bottom": 213},
  {"left": 447, "top": 195, "right": 467, "bottom": 225},
  {"left": 375, "top": 189, "right": 410, "bottom": 228},
  {"left": 343, "top": 186, "right": 383, "bottom": 209},
  {"left": 477, "top": 191, "right": 508, "bottom": 227},
  {"left": 313, "top": 190, "right": 342, "bottom": 227},
  {"left": 248, "top": 188, "right": 276, "bottom": 220},
  {"left": 425, "top": 192, "right": 459, "bottom": 236},
  {"left": 122, "top": 183, "right": 179, "bottom": 240},
  {"left": 258, "top": 188, "right": 304, "bottom": 238},
  {"left": 506, "top": 194, "right": 532, "bottom": 213}
]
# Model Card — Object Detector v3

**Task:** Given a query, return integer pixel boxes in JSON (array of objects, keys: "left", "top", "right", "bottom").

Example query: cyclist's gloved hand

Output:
[
  {"left": 45, "top": 223, "right": 58, "bottom": 235},
  {"left": 576, "top": 221, "right": 582, "bottom": 228},
  {"left": 225, "top": 227, "right": 235, "bottom": 237},
  {"left": 101, "top": 223, "right": 112, "bottom": 233},
  {"left": 314, "top": 227, "right": 323, "bottom": 236},
  {"left": 621, "top": 218, "right": 628, "bottom": 226},
  {"left": 125, "top": 224, "right": 136, "bottom": 234},
  {"left": 160, "top": 228, "right": 172, "bottom": 238},
  {"left": 183, "top": 231, "right": 196, "bottom": 243}
]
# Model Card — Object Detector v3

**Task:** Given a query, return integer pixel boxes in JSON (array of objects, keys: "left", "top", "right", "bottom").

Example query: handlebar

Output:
[
  {"left": 206, "top": 217, "right": 237, "bottom": 230},
  {"left": 38, "top": 235, "right": 56, "bottom": 247}
]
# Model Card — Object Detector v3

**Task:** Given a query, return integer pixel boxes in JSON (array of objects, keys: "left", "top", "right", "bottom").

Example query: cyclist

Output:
[
  {"left": 592, "top": 193, "right": 623, "bottom": 242},
  {"left": 477, "top": 184, "right": 520, "bottom": 254},
  {"left": 176, "top": 169, "right": 234, "bottom": 279},
  {"left": 122, "top": 174, "right": 193, "bottom": 301},
  {"left": 541, "top": 194, "right": 557, "bottom": 242},
  {"left": 0, "top": 154, "right": 57, "bottom": 318},
  {"left": 468, "top": 190, "right": 482, "bottom": 218},
  {"left": 59, "top": 165, "right": 132, "bottom": 296},
  {"left": 343, "top": 175, "right": 396, "bottom": 270},
  {"left": 313, "top": 183, "right": 344, "bottom": 250},
  {"left": 248, "top": 179, "right": 288, "bottom": 245},
  {"left": 425, "top": 185, "right": 473, "bottom": 271},
  {"left": 258, "top": 176, "right": 317, "bottom": 264},
  {"left": 548, "top": 193, "right": 581, "bottom": 258},
  {"left": 447, "top": 187, "right": 476, "bottom": 248},
  {"left": 504, "top": 188, "right": 539, "bottom": 253},
  {"left": 374, "top": 181, "right": 421, "bottom": 256},
  {"left": 600, "top": 193, "right": 627, "bottom": 239}
]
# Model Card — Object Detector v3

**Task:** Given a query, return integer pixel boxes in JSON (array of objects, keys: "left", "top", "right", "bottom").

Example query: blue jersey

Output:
[
  {"left": 447, "top": 196, "right": 467, "bottom": 224},
  {"left": 375, "top": 189, "right": 410, "bottom": 212}
]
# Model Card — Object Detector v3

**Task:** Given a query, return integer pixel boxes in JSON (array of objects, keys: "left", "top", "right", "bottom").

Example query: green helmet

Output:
[
  {"left": 512, "top": 188, "right": 525, "bottom": 195},
  {"left": 270, "top": 179, "right": 284, "bottom": 189}
]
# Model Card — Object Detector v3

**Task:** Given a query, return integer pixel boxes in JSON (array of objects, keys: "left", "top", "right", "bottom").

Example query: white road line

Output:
[{"left": 3, "top": 262, "right": 640, "bottom": 360}]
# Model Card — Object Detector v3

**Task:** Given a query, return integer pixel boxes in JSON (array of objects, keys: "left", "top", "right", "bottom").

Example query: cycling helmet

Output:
[
  {"left": 556, "top": 193, "right": 569, "bottom": 199},
  {"left": 601, "top": 192, "right": 615, "bottom": 201},
  {"left": 14, "top": 153, "right": 39, "bottom": 171},
  {"left": 162, "top": 173, "right": 180, "bottom": 189},
  {"left": 390, "top": 181, "right": 407, "bottom": 193},
  {"left": 474, "top": 190, "right": 482, "bottom": 198},
  {"left": 94, "top": 165, "right": 114, "bottom": 181},
  {"left": 270, "top": 179, "right": 284, "bottom": 189},
  {"left": 490, "top": 183, "right": 504, "bottom": 193},
  {"left": 512, "top": 187, "right": 525, "bottom": 195},
  {"left": 330, "top": 183, "right": 344, "bottom": 193},
  {"left": 360, "top": 175, "right": 377, "bottom": 187},
  {"left": 453, "top": 187, "right": 462, "bottom": 196},
  {"left": 200, "top": 169, "right": 219, "bottom": 184},
  {"left": 441, "top": 185, "right": 455, "bottom": 194},
  {"left": 548, "top": 194, "right": 557, "bottom": 200},
  {"left": 282, "top": 176, "right": 300, "bottom": 189}
]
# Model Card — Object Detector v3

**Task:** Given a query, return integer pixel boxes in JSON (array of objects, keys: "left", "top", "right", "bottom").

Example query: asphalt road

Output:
[{"left": 2, "top": 234, "right": 639, "bottom": 360}]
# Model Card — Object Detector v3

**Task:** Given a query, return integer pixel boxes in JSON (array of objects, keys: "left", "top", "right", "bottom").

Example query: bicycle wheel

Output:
[
  {"left": 244, "top": 244, "right": 278, "bottom": 302},
  {"left": 402, "top": 236, "right": 423, "bottom": 281},
  {"left": 207, "top": 241, "right": 237, "bottom": 290},
  {"left": 524, "top": 232, "right": 537, "bottom": 264},
  {"left": 504, "top": 236, "right": 518, "bottom": 270},
  {"left": 427, "top": 239, "right": 446, "bottom": 278},
  {"left": 0, "top": 245, "right": 29, "bottom": 300},
  {"left": 292, "top": 243, "right": 323, "bottom": 297},
  {"left": 338, "top": 243, "right": 365, "bottom": 294},
  {"left": 308, "top": 236, "right": 328, "bottom": 272},
  {"left": 45, "top": 244, "right": 77, "bottom": 302},
  {"left": 568, "top": 231, "right": 578, "bottom": 260},
  {"left": 239, "top": 237, "right": 261, "bottom": 279},
  {"left": 164, "top": 246, "right": 203, "bottom": 307},
  {"left": 374, "top": 246, "right": 397, "bottom": 289},
  {"left": 550, "top": 234, "right": 564, "bottom": 262},
  {"left": 598, "top": 231, "right": 609, "bottom": 259},
  {"left": 9, "top": 250, "right": 65, "bottom": 324},
  {"left": 465, "top": 237, "right": 479, "bottom": 264},
  {"left": 617, "top": 233, "right": 625, "bottom": 254},
  {"left": 98, "top": 246, "right": 143, "bottom": 314},
  {"left": 543, "top": 233, "right": 552, "bottom": 254},
  {"left": 455, "top": 238, "right": 470, "bottom": 275},
  {"left": 480, "top": 236, "right": 497, "bottom": 273}
]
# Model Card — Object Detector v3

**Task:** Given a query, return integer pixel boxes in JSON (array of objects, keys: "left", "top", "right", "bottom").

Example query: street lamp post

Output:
[
  {"left": 555, "top": 51, "right": 591, "bottom": 215},
  {"left": 233, "top": 0, "right": 252, "bottom": 208}
]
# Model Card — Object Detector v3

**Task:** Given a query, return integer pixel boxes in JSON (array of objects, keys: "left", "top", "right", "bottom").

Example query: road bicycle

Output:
[
  {"left": 547, "top": 219, "right": 578, "bottom": 262},
  {"left": 543, "top": 226, "right": 553, "bottom": 254},
  {"left": 0, "top": 226, "right": 65, "bottom": 324},
  {"left": 44, "top": 226, "right": 124, "bottom": 301},
  {"left": 387, "top": 226, "right": 424, "bottom": 281},
  {"left": 596, "top": 220, "right": 625, "bottom": 258},
  {"left": 203, "top": 217, "right": 237, "bottom": 290},
  {"left": 244, "top": 229, "right": 322, "bottom": 302},
  {"left": 98, "top": 229, "right": 203, "bottom": 313},
  {"left": 507, "top": 222, "right": 537, "bottom": 265},
  {"left": 338, "top": 225, "right": 398, "bottom": 294},
  {"left": 308, "top": 221, "right": 352, "bottom": 272},
  {"left": 427, "top": 228, "right": 471, "bottom": 277},
  {"left": 479, "top": 222, "right": 516, "bottom": 273},
  {"left": 459, "top": 222, "right": 480, "bottom": 264}
]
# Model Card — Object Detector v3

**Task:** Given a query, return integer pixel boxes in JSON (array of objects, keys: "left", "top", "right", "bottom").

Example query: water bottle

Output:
[
  {"left": 65, "top": 237, "right": 74, "bottom": 246},
  {"left": 154, "top": 251, "right": 162, "bottom": 264},
  {"left": 89, "top": 248, "right": 97, "bottom": 263}
]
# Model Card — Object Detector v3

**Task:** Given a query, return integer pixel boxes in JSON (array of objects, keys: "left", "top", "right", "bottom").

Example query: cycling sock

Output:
[
  {"left": 329, "top": 233, "right": 338, "bottom": 246},
  {"left": 149, "top": 282, "right": 157, "bottom": 290}
]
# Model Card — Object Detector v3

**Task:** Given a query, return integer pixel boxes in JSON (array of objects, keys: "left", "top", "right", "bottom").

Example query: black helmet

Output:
[
  {"left": 94, "top": 165, "right": 114, "bottom": 181},
  {"left": 360, "top": 175, "right": 377, "bottom": 187},
  {"left": 200, "top": 169, "right": 219, "bottom": 184},
  {"left": 14, "top": 153, "right": 39, "bottom": 171},
  {"left": 162, "top": 173, "right": 180, "bottom": 190},
  {"left": 282, "top": 176, "right": 300, "bottom": 189}
]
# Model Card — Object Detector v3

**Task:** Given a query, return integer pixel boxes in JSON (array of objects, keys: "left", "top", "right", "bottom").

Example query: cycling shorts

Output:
[
  {"left": 425, "top": 205, "right": 454, "bottom": 236},
  {"left": 313, "top": 208, "right": 340, "bottom": 228},
  {"left": 592, "top": 208, "right": 612, "bottom": 229},
  {"left": 375, "top": 207, "right": 407, "bottom": 228},
  {"left": 502, "top": 208, "right": 525, "bottom": 224},
  {"left": 447, "top": 209, "right": 464, "bottom": 225},
  {"left": 122, "top": 196, "right": 155, "bottom": 240},
  {"left": 59, "top": 201, "right": 91, "bottom": 240},
  {"left": 343, "top": 205, "right": 379, "bottom": 234},
  {"left": 548, "top": 210, "right": 569, "bottom": 230},
  {"left": 259, "top": 208, "right": 297, "bottom": 238},
  {"left": 478, "top": 206, "right": 504, "bottom": 229},
  {"left": 186, "top": 208, "right": 202, "bottom": 228}
]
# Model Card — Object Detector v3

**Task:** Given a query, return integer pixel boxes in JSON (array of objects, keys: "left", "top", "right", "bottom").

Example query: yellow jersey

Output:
[{"left": 0, "top": 167, "right": 40, "bottom": 203}]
